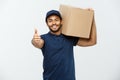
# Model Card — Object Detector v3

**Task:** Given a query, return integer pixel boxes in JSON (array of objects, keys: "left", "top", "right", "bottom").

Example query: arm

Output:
[
  {"left": 77, "top": 18, "right": 97, "bottom": 47},
  {"left": 31, "top": 29, "right": 44, "bottom": 48}
]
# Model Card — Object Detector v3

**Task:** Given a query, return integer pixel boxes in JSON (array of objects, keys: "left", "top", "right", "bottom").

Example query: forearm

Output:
[
  {"left": 77, "top": 20, "right": 97, "bottom": 47},
  {"left": 31, "top": 39, "right": 44, "bottom": 48},
  {"left": 88, "top": 20, "right": 97, "bottom": 45}
]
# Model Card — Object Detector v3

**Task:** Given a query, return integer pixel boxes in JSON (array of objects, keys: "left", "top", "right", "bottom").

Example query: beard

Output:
[{"left": 49, "top": 24, "right": 62, "bottom": 33}]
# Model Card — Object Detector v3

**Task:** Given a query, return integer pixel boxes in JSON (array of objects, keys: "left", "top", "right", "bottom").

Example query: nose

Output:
[{"left": 52, "top": 20, "right": 56, "bottom": 25}]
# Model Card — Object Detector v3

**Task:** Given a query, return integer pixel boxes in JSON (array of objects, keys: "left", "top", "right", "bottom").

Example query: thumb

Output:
[{"left": 34, "top": 28, "right": 38, "bottom": 34}]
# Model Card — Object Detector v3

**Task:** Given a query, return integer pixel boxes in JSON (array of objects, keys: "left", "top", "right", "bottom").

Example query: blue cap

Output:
[{"left": 45, "top": 10, "right": 62, "bottom": 22}]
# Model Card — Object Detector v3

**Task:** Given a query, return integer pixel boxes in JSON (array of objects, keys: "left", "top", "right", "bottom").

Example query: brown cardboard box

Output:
[{"left": 59, "top": 4, "right": 96, "bottom": 38}]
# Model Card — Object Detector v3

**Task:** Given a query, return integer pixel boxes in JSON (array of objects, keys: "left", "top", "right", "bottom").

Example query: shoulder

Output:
[
  {"left": 41, "top": 32, "right": 49, "bottom": 39},
  {"left": 62, "top": 34, "right": 79, "bottom": 46},
  {"left": 62, "top": 34, "right": 78, "bottom": 40}
]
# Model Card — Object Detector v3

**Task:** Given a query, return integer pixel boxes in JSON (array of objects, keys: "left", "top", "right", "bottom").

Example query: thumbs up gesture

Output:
[
  {"left": 34, "top": 29, "right": 41, "bottom": 40},
  {"left": 32, "top": 28, "right": 44, "bottom": 48}
]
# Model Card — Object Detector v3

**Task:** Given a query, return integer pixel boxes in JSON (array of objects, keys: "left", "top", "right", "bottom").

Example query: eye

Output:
[
  {"left": 55, "top": 19, "right": 59, "bottom": 21},
  {"left": 48, "top": 20, "right": 52, "bottom": 23}
]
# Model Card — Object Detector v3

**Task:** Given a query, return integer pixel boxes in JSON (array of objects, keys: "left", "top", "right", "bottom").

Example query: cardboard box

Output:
[{"left": 59, "top": 4, "right": 96, "bottom": 38}]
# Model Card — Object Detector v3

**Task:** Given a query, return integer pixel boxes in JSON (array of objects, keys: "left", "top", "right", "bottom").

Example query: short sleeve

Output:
[
  {"left": 72, "top": 37, "right": 79, "bottom": 46},
  {"left": 64, "top": 35, "right": 79, "bottom": 46},
  {"left": 40, "top": 35, "right": 45, "bottom": 50},
  {"left": 40, "top": 35, "right": 45, "bottom": 40}
]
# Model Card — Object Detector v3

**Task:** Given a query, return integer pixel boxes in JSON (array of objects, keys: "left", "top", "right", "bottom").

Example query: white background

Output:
[{"left": 0, "top": 0, "right": 120, "bottom": 80}]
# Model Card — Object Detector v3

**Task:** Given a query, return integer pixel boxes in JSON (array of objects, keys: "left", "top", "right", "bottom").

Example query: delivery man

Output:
[{"left": 31, "top": 9, "right": 97, "bottom": 80}]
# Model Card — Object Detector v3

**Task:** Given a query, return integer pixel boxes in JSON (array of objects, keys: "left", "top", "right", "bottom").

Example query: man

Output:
[{"left": 32, "top": 9, "right": 96, "bottom": 80}]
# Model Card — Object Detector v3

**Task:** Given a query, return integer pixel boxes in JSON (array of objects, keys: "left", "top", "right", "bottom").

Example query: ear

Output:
[
  {"left": 46, "top": 21, "right": 49, "bottom": 25},
  {"left": 46, "top": 22, "right": 49, "bottom": 28},
  {"left": 60, "top": 20, "right": 63, "bottom": 25}
]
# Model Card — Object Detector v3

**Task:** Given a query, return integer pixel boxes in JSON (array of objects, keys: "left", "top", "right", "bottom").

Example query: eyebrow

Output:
[{"left": 48, "top": 18, "right": 59, "bottom": 21}]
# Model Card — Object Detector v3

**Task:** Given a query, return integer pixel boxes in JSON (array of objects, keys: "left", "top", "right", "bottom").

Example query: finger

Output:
[
  {"left": 35, "top": 28, "right": 38, "bottom": 34},
  {"left": 85, "top": 8, "right": 93, "bottom": 11},
  {"left": 88, "top": 8, "right": 93, "bottom": 11},
  {"left": 34, "top": 39, "right": 41, "bottom": 42},
  {"left": 33, "top": 39, "right": 41, "bottom": 42},
  {"left": 33, "top": 37, "right": 40, "bottom": 40},
  {"left": 33, "top": 36, "right": 40, "bottom": 39}
]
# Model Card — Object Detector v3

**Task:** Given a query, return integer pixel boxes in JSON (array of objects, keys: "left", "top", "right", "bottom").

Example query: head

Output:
[{"left": 45, "top": 10, "right": 62, "bottom": 33}]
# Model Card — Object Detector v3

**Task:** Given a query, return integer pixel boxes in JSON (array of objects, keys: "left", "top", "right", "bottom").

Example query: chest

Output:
[{"left": 44, "top": 36, "right": 73, "bottom": 50}]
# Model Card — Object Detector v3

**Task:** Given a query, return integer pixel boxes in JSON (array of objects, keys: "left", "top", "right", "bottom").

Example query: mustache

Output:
[
  {"left": 51, "top": 24, "right": 62, "bottom": 27},
  {"left": 51, "top": 24, "right": 57, "bottom": 27}
]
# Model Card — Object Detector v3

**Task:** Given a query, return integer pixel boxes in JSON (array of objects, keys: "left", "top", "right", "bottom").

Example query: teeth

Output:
[{"left": 53, "top": 25, "right": 57, "bottom": 28}]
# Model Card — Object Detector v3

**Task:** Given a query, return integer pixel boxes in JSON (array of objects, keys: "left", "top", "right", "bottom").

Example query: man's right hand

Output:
[{"left": 31, "top": 29, "right": 44, "bottom": 48}]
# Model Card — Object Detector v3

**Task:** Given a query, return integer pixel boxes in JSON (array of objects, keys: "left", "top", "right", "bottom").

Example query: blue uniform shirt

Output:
[{"left": 41, "top": 32, "right": 78, "bottom": 80}]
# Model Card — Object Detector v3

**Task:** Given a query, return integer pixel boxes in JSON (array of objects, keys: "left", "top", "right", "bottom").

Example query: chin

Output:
[
  {"left": 50, "top": 29, "right": 59, "bottom": 33},
  {"left": 51, "top": 30, "right": 58, "bottom": 33}
]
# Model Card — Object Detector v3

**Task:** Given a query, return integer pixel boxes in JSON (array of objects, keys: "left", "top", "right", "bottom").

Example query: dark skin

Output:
[{"left": 32, "top": 9, "right": 97, "bottom": 48}]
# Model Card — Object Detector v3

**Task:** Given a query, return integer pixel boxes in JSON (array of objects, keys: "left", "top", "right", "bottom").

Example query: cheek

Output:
[
  {"left": 56, "top": 21, "right": 61, "bottom": 25},
  {"left": 47, "top": 22, "right": 52, "bottom": 26}
]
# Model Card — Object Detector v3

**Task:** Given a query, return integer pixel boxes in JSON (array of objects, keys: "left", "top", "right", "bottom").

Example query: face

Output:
[{"left": 46, "top": 15, "right": 62, "bottom": 33}]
